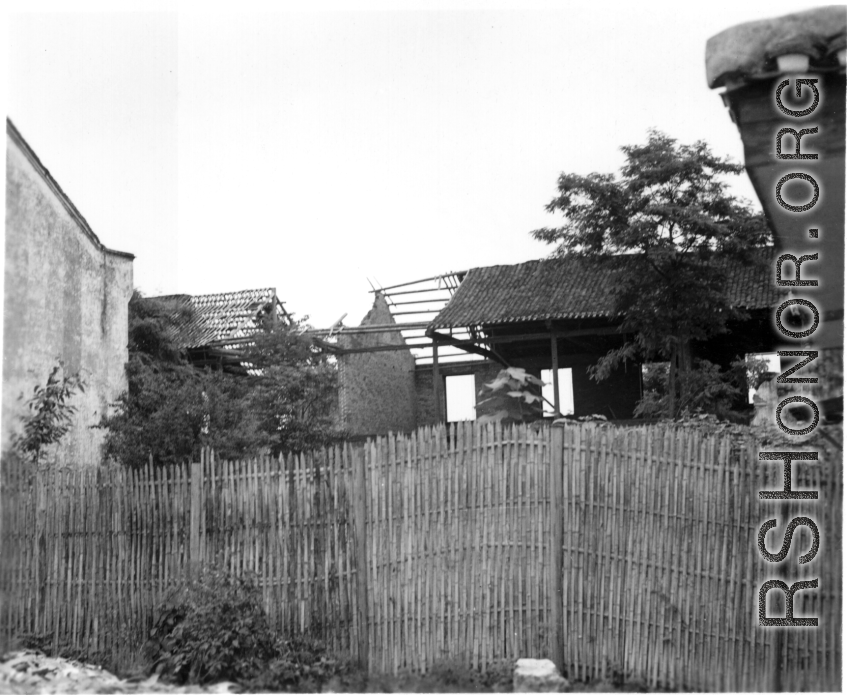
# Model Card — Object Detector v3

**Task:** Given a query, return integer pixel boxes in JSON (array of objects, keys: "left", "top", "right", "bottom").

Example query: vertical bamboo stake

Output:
[
  {"left": 502, "top": 423, "right": 512, "bottom": 664},
  {"left": 469, "top": 425, "right": 480, "bottom": 671},
  {"left": 438, "top": 426, "right": 448, "bottom": 663},
  {"left": 452, "top": 423, "right": 461, "bottom": 660},
  {"left": 402, "top": 429, "right": 411, "bottom": 674},
  {"left": 352, "top": 445, "right": 369, "bottom": 671},
  {"left": 190, "top": 454, "right": 202, "bottom": 577},
  {"left": 420, "top": 430, "right": 429, "bottom": 672},
  {"left": 598, "top": 428, "right": 613, "bottom": 682},
  {"left": 550, "top": 423, "right": 565, "bottom": 673}
]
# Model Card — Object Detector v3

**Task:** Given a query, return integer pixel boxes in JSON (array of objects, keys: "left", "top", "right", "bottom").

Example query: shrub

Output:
[
  {"left": 143, "top": 567, "right": 275, "bottom": 685},
  {"left": 477, "top": 367, "right": 547, "bottom": 424},
  {"left": 413, "top": 658, "right": 514, "bottom": 692},
  {"left": 241, "top": 636, "right": 355, "bottom": 693}
]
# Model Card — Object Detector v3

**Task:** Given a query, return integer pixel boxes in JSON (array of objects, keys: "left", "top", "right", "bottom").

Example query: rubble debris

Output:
[{"left": 0, "top": 650, "right": 240, "bottom": 694}]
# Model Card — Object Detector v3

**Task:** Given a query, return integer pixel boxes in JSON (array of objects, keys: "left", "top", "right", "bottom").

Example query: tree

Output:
[
  {"left": 102, "top": 291, "right": 339, "bottom": 467},
  {"left": 531, "top": 130, "right": 771, "bottom": 418},
  {"left": 11, "top": 361, "right": 85, "bottom": 464},
  {"left": 635, "top": 355, "right": 768, "bottom": 421},
  {"left": 240, "top": 319, "right": 339, "bottom": 454}
]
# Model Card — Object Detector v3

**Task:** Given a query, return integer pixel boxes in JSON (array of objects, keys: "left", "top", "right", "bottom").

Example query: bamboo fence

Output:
[{"left": 0, "top": 422, "right": 841, "bottom": 691}]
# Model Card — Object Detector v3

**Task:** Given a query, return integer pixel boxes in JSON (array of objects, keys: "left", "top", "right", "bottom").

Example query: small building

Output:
[
  {"left": 428, "top": 248, "right": 785, "bottom": 421},
  {"left": 4, "top": 119, "right": 135, "bottom": 464},
  {"left": 142, "top": 287, "right": 290, "bottom": 372},
  {"left": 332, "top": 248, "right": 785, "bottom": 434}
]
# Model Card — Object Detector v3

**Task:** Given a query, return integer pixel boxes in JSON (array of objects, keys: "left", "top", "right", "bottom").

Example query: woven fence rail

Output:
[{"left": 0, "top": 422, "right": 841, "bottom": 691}]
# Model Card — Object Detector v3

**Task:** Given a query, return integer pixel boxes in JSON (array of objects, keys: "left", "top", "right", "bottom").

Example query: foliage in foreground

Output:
[
  {"left": 240, "top": 636, "right": 355, "bottom": 693},
  {"left": 10, "top": 361, "right": 85, "bottom": 465},
  {"left": 242, "top": 646, "right": 515, "bottom": 693},
  {"left": 142, "top": 567, "right": 358, "bottom": 691},
  {"left": 139, "top": 564, "right": 518, "bottom": 692},
  {"left": 477, "top": 367, "right": 547, "bottom": 423},
  {"left": 143, "top": 568, "right": 276, "bottom": 685}
]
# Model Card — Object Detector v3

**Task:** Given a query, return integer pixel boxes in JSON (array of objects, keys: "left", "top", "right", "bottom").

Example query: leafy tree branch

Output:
[
  {"left": 11, "top": 361, "right": 86, "bottom": 464},
  {"left": 531, "top": 130, "right": 771, "bottom": 419}
]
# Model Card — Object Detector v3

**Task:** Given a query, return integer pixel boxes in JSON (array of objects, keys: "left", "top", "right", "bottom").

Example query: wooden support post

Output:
[
  {"left": 432, "top": 339, "right": 444, "bottom": 423},
  {"left": 352, "top": 445, "right": 370, "bottom": 671},
  {"left": 549, "top": 424, "right": 565, "bottom": 673},
  {"left": 189, "top": 452, "right": 203, "bottom": 577},
  {"left": 551, "top": 334, "right": 560, "bottom": 417}
]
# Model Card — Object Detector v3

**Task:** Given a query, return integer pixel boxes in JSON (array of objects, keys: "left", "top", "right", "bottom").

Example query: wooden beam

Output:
[
  {"left": 313, "top": 341, "right": 470, "bottom": 357},
  {"left": 311, "top": 337, "right": 343, "bottom": 353},
  {"left": 432, "top": 340, "right": 443, "bottom": 423},
  {"left": 426, "top": 329, "right": 509, "bottom": 367},
  {"left": 372, "top": 271, "right": 467, "bottom": 293},
  {"left": 389, "top": 298, "right": 453, "bottom": 306},
  {"left": 551, "top": 334, "right": 560, "bottom": 417},
  {"left": 333, "top": 344, "right": 417, "bottom": 355},
  {"left": 317, "top": 322, "right": 625, "bottom": 362},
  {"left": 380, "top": 287, "right": 453, "bottom": 296},
  {"left": 484, "top": 324, "right": 624, "bottom": 344},
  {"left": 307, "top": 322, "right": 432, "bottom": 337}
]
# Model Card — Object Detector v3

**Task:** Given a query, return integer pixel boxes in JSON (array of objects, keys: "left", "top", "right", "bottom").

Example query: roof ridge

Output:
[
  {"left": 464, "top": 246, "right": 775, "bottom": 274},
  {"left": 432, "top": 246, "right": 781, "bottom": 329},
  {"left": 6, "top": 118, "right": 134, "bottom": 260},
  {"left": 147, "top": 287, "right": 278, "bottom": 301},
  {"left": 191, "top": 287, "right": 276, "bottom": 298}
]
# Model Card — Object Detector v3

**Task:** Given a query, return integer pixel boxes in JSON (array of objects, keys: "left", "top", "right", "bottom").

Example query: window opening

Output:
[
  {"left": 445, "top": 374, "right": 477, "bottom": 421},
  {"left": 541, "top": 368, "right": 574, "bottom": 416}
]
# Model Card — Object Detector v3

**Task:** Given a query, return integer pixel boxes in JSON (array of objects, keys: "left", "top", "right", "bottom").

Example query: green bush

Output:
[
  {"left": 409, "top": 658, "right": 514, "bottom": 692},
  {"left": 241, "top": 636, "right": 356, "bottom": 693},
  {"left": 143, "top": 567, "right": 275, "bottom": 685}
]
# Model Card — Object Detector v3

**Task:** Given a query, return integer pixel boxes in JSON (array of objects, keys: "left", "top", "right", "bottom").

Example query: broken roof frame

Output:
[
  {"left": 307, "top": 270, "right": 490, "bottom": 366},
  {"left": 167, "top": 247, "right": 782, "bottom": 379},
  {"left": 308, "top": 246, "right": 785, "bottom": 374},
  {"left": 145, "top": 287, "right": 291, "bottom": 372}
]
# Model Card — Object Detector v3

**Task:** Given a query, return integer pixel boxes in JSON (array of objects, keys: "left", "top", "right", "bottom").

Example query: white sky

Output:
[{"left": 4, "top": 1, "right": 831, "bottom": 328}]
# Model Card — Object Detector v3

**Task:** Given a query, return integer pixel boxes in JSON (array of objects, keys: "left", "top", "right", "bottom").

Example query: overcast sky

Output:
[{"left": 4, "top": 1, "right": 830, "bottom": 328}]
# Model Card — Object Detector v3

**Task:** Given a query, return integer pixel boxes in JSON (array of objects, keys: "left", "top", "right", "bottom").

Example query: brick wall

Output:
[{"left": 336, "top": 294, "right": 417, "bottom": 436}]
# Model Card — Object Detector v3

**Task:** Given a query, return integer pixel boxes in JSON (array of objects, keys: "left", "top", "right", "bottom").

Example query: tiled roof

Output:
[
  {"left": 706, "top": 6, "right": 846, "bottom": 89},
  {"left": 147, "top": 288, "right": 286, "bottom": 349},
  {"left": 430, "top": 247, "right": 784, "bottom": 329}
]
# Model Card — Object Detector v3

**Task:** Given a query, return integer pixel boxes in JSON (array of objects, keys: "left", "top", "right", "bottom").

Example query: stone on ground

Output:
[{"left": 513, "top": 658, "right": 569, "bottom": 692}]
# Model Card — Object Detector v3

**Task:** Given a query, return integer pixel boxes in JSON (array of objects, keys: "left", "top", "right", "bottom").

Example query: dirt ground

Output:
[{"left": 1, "top": 649, "right": 663, "bottom": 694}]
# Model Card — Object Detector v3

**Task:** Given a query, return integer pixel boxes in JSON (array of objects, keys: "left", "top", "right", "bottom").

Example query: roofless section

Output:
[{"left": 309, "top": 270, "right": 486, "bottom": 366}]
